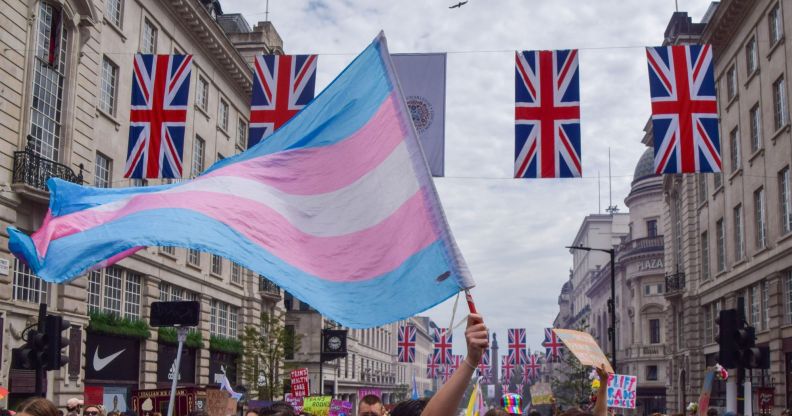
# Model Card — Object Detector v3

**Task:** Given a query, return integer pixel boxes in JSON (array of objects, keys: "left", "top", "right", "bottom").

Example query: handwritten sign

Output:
[
  {"left": 303, "top": 396, "right": 332, "bottom": 416},
  {"left": 553, "top": 329, "right": 614, "bottom": 373},
  {"left": 329, "top": 400, "right": 353, "bottom": 416},
  {"left": 530, "top": 383, "right": 553, "bottom": 405},
  {"left": 606, "top": 374, "right": 637, "bottom": 409},
  {"left": 206, "top": 390, "right": 231, "bottom": 416},
  {"left": 291, "top": 368, "right": 310, "bottom": 398},
  {"left": 285, "top": 394, "right": 303, "bottom": 413}
]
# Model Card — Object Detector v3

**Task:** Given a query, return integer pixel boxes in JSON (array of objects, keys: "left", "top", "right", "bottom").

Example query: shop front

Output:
[{"left": 84, "top": 332, "right": 142, "bottom": 412}]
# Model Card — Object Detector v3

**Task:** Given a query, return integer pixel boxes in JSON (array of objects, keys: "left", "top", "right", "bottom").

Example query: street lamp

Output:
[{"left": 566, "top": 245, "right": 617, "bottom": 369}]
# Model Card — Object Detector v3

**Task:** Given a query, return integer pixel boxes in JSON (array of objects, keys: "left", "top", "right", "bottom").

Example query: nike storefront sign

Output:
[{"left": 85, "top": 332, "right": 140, "bottom": 382}]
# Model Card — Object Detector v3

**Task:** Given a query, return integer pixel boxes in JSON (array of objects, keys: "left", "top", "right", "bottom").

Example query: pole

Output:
[
  {"left": 167, "top": 327, "right": 187, "bottom": 416},
  {"left": 35, "top": 303, "right": 47, "bottom": 397},
  {"left": 609, "top": 249, "right": 616, "bottom": 370},
  {"left": 745, "top": 372, "right": 753, "bottom": 416},
  {"left": 726, "top": 375, "right": 737, "bottom": 414},
  {"left": 319, "top": 330, "right": 324, "bottom": 395}
]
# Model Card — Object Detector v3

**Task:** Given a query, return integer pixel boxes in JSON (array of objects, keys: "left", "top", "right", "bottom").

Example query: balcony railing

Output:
[
  {"left": 619, "top": 236, "right": 664, "bottom": 257},
  {"left": 665, "top": 272, "right": 685, "bottom": 295},
  {"left": 13, "top": 145, "right": 83, "bottom": 192},
  {"left": 258, "top": 276, "right": 281, "bottom": 296}
]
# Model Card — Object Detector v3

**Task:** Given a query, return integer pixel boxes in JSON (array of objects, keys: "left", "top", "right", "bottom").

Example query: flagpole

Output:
[{"left": 464, "top": 289, "right": 477, "bottom": 314}]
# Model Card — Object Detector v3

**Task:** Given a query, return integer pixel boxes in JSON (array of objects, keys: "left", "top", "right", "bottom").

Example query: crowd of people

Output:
[{"left": 1, "top": 313, "right": 614, "bottom": 416}]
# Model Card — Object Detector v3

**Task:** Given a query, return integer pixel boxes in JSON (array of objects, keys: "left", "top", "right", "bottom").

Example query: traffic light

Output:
[
  {"left": 737, "top": 325, "right": 760, "bottom": 369},
  {"left": 13, "top": 328, "right": 47, "bottom": 370},
  {"left": 43, "top": 314, "right": 70, "bottom": 371},
  {"left": 716, "top": 309, "right": 739, "bottom": 368}
]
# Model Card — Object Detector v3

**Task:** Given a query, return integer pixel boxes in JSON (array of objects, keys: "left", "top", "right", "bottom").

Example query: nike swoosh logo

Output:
[{"left": 93, "top": 347, "right": 125, "bottom": 371}]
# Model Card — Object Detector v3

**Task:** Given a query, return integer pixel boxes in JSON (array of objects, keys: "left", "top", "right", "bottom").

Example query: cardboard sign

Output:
[
  {"left": 285, "top": 394, "right": 304, "bottom": 413},
  {"left": 303, "top": 396, "right": 332, "bottom": 416},
  {"left": 358, "top": 388, "right": 382, "bottom": 399},
  {"left": 757, "top": 387, "right": 774, "bottom": 415},
  {"left": 552, "top": 329, "right": 614, "bottom": 373},
  {"left": 530, "top": 383, "right": 553, "bottom": 405},
  {"left": 207, "top": 389, "right": 231, "bottom": 416},
  {"left": 329, "top": 400, "right": 353, "bottom": 416},
  {"left": 606, "top": 374, "right": 637, "bottom": 409},
  {"left": 291, "top": 368, "right": 310, "bottom": 398}
]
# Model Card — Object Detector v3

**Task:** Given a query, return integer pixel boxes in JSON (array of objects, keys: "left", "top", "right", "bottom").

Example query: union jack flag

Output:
[
  {"left": 398, "top": 325, "right": 416, "bottom": 363},
  {"left": 439, "top": 362, "right": 454, "bottom": 383},
  {"left": 523, "top": 354, "right": 541, "bottom": 383},
  {"left": 515, "top": 49, "right": 581, "bottom": 178},
  {"left": 501, "top": 355, "right": 515, "bottom": 383},
  {"left": 426, "top": 352, "right": 440, "bottom": 379},
  {"left": 125, "top": 54, "right": 192, "bottom": 179},
  {"left": 449, "top": 354, "right": 464, "bottom": 376},
  {"left": 542, "top": 328, "right": 563, "bottom": 362},
  {"left": 646, "top": 44, "right": 720, "bottom": 174},
  {"left": 248, "top": 54, "right": 317, "bottom": 148},
  {"left": 508, "top": 328, "right": 528, "bottom": 365},
  {"left": 433, "top": 328, "right": 453, "bottom": 365},
  {"left": 477, "top": 349, "right": 491, "bottom": 382}
]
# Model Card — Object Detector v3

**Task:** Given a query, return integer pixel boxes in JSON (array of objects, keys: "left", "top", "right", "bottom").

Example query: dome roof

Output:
[{"left": 633, "top": 147, "right": 657, "bottom": 182}]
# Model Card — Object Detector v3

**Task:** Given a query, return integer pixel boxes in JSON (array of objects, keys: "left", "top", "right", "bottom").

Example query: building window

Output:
[
  {"left": 13, "top": 259, "right": 48, "bottom": 304},
  {"left": 734, "top": 205, "right": 744, "bottom": 261},
  {"left": 714, "top": 172, "right": 722, "bottom": 190},
  {"left": 704, "top": 304, "right": 713, "bottom": 344},
  {"left": 187, "top": 249, "right": 200, "bottom": 266},
  {"left": 786, "top": 272, "right": 792, "bottom": 323},
  {"left": 141, "top": 18, "right": 157, "bottom": 54},
  {"left": 99, "top": 57, "right": 119, "bottom": 115},
  {"left": 211, "top": 254, "right": 223, "bottom": 275},
  {"left": 647, "top": 365, "right": 658, "bottom": 381},
  {"left": 160, "top": 246, "right": 176, "bottom": 256},
  {"left": 231, "top": 263, "right": 242, "bottom": 284},
  {"left": 285, "top": 325, "right": 296, "bottom": 359},
  {"left": 192, "top": 136, "right": 205, "bottom": 177},
  {"left": 698, "top": 174, "right": 708, "bottom": 204},
  {"left": 94, "top": 153, "right": 112, "bottom": 188},
  {"left": 746, "top": 36, "right": 758, "bottom": 75},
  {"left": 674, "top": 195, "right": 683, "bottom": 268},
  {"left": 730, "top": 128, "right": 740, "bottom": 172},
  {"left": 763, "top": 280, "right": 770, "bottom": 330},
  {"left": 755, "top": 187, "right": 767, "bottom": 250},
  {"left": 196, "top": 76, "right": 209, "bottom": 111},
  {"left": 751, "top": 284, "right": 761, "bottom": 329},
  {"left": 106, "top": 0, "right": 123, "bottom": 28},
  {"left": 701, "top": 231, "right": 710, "bottom": 281},
  {"left": 726, "top": 64, "right": 737, "bottom": 101},
  {"left": 159, "top": 282, "right": 198, "bottom": 302},
  {"left": 774, "top": 76, "right": 788, "bottom": 130},
  {"left": 770, "top": 3, "right": 783, "bottom": 45},
  {"left": 781, "top": 167, "right": 792, "bottom": 234},
  {"left": 87, "top": 267, "right": 141, "bottom": 319},
  {"left": 210, "top": 299, "right": 238, "bottom": 338},
  {"left": 749, "top": 104, "right": 762, "bottom": 153},
  {"left": 237, "top": 118, "right": 248, "bottom": 149},
  {"left": 30, "top": 1, "right": 68, "bottom": 161},
  {"left": 649, "top": 319, "right": 661, "bottom": 344},
  {"left": 717, "top": 218, "right": 726, "bottom": 272},
  {"left": 647, "top": 219, "right": 658, "bottom": 238},
  {"left": 219, "top": 99, "right": 229, "bottom": 131}
]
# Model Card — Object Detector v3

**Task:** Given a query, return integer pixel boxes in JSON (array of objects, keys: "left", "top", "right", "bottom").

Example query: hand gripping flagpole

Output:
[{"left": 464, "top": 289, "right": 478, "bottom": 314}]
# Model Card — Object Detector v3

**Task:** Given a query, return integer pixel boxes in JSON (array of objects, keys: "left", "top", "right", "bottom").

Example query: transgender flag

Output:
[{"left": 7, "top": 33, "right": 473, "bottom": 328}]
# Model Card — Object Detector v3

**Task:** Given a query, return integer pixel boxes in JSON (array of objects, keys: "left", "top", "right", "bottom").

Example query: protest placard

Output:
[
  {"left": 206, "top": 390, "right": 231, "bottom": 416},
  {"left": 606, "top": 374, "right": 637, "bottom": 409},
  {"left": 530, "top": 383, "right": 553, "bottom": 405},
  {"left": 552, "top": 329, "right": 614, "bottom": 373},
  {"left": 290, "top": 368, "right": 310, "bottom": 398},
  {"left": 285, "top": 394, "right": 303, "bottom": 413},
  {"left": 303, "top": 396, "right": 332, "bottom": 416},
  {"left": 329, "top": 399, "right": 353, "bottom": 416},
  {"left": 357, "top": 388, "right": 382, "bottom": 399}
]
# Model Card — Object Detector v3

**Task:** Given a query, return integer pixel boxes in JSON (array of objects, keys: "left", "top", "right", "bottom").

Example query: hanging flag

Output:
[
  {"left": 501, "top": 355, "right": 515, "bottom": 383},
  {"left": 7, "top": 33, "right": 474, "bottom": 329},
  {"left": 477, "top": 349, "right": 491, "bottom": 383},
  {"left": 47, "top": 6, "right": 62, "bottom": 66},
  {"left": 248, "top": 54, "right": 318, "bottom": 148},
  {"left": 125, "top": 54, "right": 193, "bottom": 179},
  {"left": 507, "top": 328, "right": 527, "bottom": 365},
  {"left": 411, "top": 370, "right": 419, "bottom": 400},
  {"left": 514, "top": 49, "right": 581, "bottom": 178},
  {"left": 426, "top": 352, "right": 440, "bottom": 379},
  {"left": 220, "top": 372, "right": 243, "bottom": 401},
  {"left": 542, "top": 328, "right": 563, "bottom": 362},
  {"left": 439, "top": 363, "right": 454, "bottom": 383},
  {"left": 391, "top": 53, "right": 447, "bottom": 177},
  {"left": 646, "top": 44, "right": 720, "bottom": 174},
  {"left": 433, "top": 328, "right": 454, "bottom": 365},
  {"left": 398, "top": 324, "right": 417, "bottom": 363},
  {"left": 449, "top": 354, "right": 464, "bottom": 375},
  {"left": 523, "top": 354, "right": 541, "bottom": 384}
]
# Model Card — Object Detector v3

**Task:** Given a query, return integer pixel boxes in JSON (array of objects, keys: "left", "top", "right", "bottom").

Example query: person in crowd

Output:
[
  {"left": 501, "top": 394, "right": 522, "bottom": 416},
  {"left": 358, "top": 395, "right": 384, "bottom": 416},
  {"left": 706, "top": 409, "right": 718, "bottom": 416},
  {"left": 258, "top": 402, "right": 296, "bottom": 416},
  {"left": 16, "top": 398, "right": 58, "bottom": 416},
  {"left": 528, "top": 409, "right": 542, "bottom": 416},
  {"left": 419, "top": 312, "right": 489, "bottom": 416},
  {"left": 83, "top": 405, "right": 102, "bottom": 416},
  {"left": 187, "top": 410, "right": 207, "bottom": 416},
  {"left": 483, "top": 410, "right": 510, "bottom": 416},
  {"left": 245, "top": 409, "right": 259, "bottom": 416},
  {"left": 66, "top": 399, "right": 83, "bottom": 416},
  {"left": 388, "top": 399, "right": 428, "bottom": 416}
]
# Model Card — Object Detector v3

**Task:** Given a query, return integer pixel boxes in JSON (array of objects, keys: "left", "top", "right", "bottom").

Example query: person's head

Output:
[
  {"left": 66, "top": 400, "right": 83, "bottom": 413},
  {"left": 358, "top": 395, "right": 383, "bottom": 416},
  {"left": 706, "top": 409, "right": 718, "bottom": 416},
  {"left": 501, "top": 394, "right": 523, "bottom": 416},
  {"left": 16, "top": 398, "right": 58, "bottom": 416},
  {"left": 187, "top": 411, "right": 207, "bottom": 416},
  {"left": 258, "top": 403, "right": 296, "bottom": 416},
  {"left": 484, "top": 410, "right": 511, "bottom": 416},
  {"left": 528, "top": 411, "right": 542, "bottom": 416},
  {"left": 388, "top": 399, "right": 429, "bottom": 416},
  {"left": 245, "top": 411, "right": 258, "bottom": 416},
  {"left": 83, "top": 406, "right": 101, "bottom": 416},
  {"left": 559, "top": 408, "right": 591, "bottom": 416}
]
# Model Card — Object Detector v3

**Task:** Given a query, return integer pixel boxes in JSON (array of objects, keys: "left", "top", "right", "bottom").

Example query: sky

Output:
[{"left": 224, "top": 0, "right": 715, "bottom": 354}]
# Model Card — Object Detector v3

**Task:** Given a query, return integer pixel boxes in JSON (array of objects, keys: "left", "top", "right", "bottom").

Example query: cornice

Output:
[{"left": 702, "top": 0, "right": 756, "bottom": 56}]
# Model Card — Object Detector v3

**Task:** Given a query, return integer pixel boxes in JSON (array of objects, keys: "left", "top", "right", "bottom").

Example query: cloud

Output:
[{"left": 225, "top": 0, "right": 714, "bottom": 353}]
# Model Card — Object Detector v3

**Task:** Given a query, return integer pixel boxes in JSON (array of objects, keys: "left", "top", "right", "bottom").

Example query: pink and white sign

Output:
[
  {"left": 290, "top": 368, "right": 310, "bottom": 398},
  {"left": 607, "top": 374, "right": 637, "bottom": 409}
]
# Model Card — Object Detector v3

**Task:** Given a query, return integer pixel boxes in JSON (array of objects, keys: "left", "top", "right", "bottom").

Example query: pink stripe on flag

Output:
[
  {"left": 31, "top": 189, "right": 438, "bottom": 282},
  {"left": 204, "top": 93, "right": 406, "bottom": 195}
]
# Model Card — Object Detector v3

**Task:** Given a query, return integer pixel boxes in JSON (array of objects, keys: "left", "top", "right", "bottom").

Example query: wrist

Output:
[{"left": 462, "top": 357, "right": 477, "bottom": 371}]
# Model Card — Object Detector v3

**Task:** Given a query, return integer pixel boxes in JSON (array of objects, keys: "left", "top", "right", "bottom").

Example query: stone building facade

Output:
[
  {"left": 0, "top": 0, "right": 283, "bottom": 409},
  {"left": 661, "top": 1, "right": 792, "bottom": 413}
]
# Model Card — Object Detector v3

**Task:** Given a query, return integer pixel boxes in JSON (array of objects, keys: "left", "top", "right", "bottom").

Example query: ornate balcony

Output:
[
  {"left": 619, "top": 236, "right": 664, "bottom": 258},
  {"left": 12, "top": 144, "right": 83, "bottom": 201},
  {"left": 258, "top": 276, "right": 282, "bottom": 300},
  {"left": 664, "top": 272, "right": 685, "bottom": 297}
]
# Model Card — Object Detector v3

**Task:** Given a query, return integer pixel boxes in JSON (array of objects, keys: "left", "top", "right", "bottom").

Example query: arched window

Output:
[{"left": 29, "top": 1, "right": 68, "bottom": 161}]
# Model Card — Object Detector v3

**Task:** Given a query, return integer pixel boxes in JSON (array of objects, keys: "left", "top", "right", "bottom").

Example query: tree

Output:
[
  {"left": 549, "top": 351, "right": 590, "bottom": 408},
  {"left": 240, "top": 311, "right": 301, "bottom": 400}
]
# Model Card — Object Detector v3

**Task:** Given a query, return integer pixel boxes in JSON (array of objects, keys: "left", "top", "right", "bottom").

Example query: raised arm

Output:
[
  {"left": 592, "top": 365, "right": 609, "bottom": 416},
  {"left": 421, "top": 313, "right": 489, "bottom": 416}
]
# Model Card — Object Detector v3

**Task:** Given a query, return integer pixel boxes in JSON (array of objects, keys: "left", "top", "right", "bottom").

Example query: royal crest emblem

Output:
[{"left": 406, "top": 96, "right": 434, "bottom": 133}]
